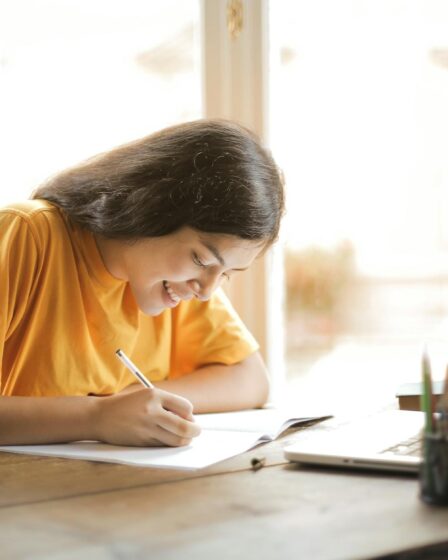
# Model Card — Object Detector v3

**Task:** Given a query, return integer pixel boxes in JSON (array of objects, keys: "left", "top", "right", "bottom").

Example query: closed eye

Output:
[
  {"left": 193, "top": 251, "right": 230, "bottom": 281},
  {"left": 192, "top": 252, "right": 206, "bottom": 268}
]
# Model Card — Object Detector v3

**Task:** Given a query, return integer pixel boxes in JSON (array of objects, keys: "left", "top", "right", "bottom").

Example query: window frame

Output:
[{"left": 200, "top": 0, "right": 286, "bottom": 398}]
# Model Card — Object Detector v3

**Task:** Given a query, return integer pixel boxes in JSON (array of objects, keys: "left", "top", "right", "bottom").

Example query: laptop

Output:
[{"left": 284, "top": 410, "right": 424, "bottom": 473}]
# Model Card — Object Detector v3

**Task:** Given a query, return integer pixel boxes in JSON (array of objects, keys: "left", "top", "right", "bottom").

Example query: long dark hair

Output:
[{"left": 33, "top": 119, "right": 284, "bottom": 245}]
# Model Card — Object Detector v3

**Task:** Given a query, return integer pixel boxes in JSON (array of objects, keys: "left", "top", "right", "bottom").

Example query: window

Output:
[
  {"left": 270, "top": 1, "right": 448, "bottom": 408},
  {"left": 0, "top": 0, "right": 201, "bottom": 205}
]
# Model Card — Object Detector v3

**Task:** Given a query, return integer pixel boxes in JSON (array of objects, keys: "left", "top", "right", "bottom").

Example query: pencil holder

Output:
[{"left": 419, "top": 433, "right": 448, "bottom": 506}]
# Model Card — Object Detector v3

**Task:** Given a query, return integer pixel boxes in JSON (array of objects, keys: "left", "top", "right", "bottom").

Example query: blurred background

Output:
[
  {"left": 2, "top": 0, "right": 448, "bottom": 411},
  {"left": 270, "top": 1, "right": 448, "bottom": 411}
]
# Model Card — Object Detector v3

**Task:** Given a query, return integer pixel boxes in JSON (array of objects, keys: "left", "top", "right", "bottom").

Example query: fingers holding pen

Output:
[
  {"left": 159, "top": 388, "right": 195, "bottom": 421},
  {"left": 115, "top": 349, "right": 195, "bottom": 423},
  {"left": 156, "top": 405, "right": 201, "bottom": 441},
  {"left": 149, "top": 389, "right": 201, "bottom": 445},
  {"left": 150, "top": 424, "right": 196, "bottom": 448},
  {"left": 94, "top": 386, "right": 200, "bottom": 447},
  {"left": 112, "top": 349, "right": 200, "bottom": 446}
]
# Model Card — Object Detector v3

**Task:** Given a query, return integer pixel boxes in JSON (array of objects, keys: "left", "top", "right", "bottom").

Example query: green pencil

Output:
[
  {"left": 436, "top": 365, "right": 448, "bottom": 437},
  {"left": 421, "top": 350, "right": 434, "bottom": 434}
]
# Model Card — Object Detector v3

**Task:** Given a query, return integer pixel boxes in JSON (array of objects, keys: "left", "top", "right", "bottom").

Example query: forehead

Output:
[{"left": 201, "top": 233, "right": 261, "bottom": 252}]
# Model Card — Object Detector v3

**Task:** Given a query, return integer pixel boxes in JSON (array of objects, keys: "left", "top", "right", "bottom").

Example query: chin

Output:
[
  {"left": 144, "top": 307, "right": 165, "bottom": 317},
  {"left": 136, "top": 301, "right": 165, "bottom": 317}
]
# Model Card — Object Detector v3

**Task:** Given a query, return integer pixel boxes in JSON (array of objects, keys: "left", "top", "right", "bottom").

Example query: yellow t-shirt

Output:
[{"left": 0, "top": 200, "right": 258, "bottom": 396}]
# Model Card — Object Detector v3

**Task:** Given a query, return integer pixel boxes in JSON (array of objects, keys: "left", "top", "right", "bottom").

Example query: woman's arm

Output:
[
  {"left": 0, "top": 395, "right": 99, "bottom": 444},
  {"left": 0, "top": 389, "right": 200, "bottom": 446},
  {"left": 153, "top": 351, "right": 270, "bottom": 413}
]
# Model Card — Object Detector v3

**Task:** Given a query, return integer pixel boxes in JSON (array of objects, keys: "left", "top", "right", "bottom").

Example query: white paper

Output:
[
  {"left": 0, "top": 409, "right": 329, "bottom": 470},
  {"left": 196, "top": 408, "right": 320, "bottom": 439},
  {"left": 0, "top": 431, "right": 264, "bottom": 470}
]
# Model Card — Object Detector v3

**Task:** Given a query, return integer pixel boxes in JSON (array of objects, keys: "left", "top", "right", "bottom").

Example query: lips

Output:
[{"left": 163, "top": 280, "right": 181, "bottom": 305}]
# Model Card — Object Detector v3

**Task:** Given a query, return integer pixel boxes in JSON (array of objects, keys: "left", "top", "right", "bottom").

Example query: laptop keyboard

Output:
[{"left": 381, "top": 433, "right": 422, "bottom": 458}]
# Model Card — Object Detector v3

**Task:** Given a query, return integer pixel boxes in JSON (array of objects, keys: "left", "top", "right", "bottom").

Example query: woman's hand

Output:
[{"left": 92, "top": 388, "right": 201, "bottom": 447}]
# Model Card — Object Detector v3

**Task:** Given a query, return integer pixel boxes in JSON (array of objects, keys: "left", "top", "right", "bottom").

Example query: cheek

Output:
[
  {"left": 127, "top": 253, "right": 196, "bottom": 288},
  {"left": 125, "top": 265, "right": 161, "bottom": 304},
  {"left": 127, "top": 257, "right": 163, "bottom": 286},
  {"left": 164, "top": 261, "right": 198, "bottom": 282},
  {"left": 129, "top": 282, "right": 164, "bottom": 316}
]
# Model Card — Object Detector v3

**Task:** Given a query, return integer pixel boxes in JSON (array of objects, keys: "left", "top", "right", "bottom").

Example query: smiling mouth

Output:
[{"left": 163, "top": 280, "right": 181, "bottom": 304}]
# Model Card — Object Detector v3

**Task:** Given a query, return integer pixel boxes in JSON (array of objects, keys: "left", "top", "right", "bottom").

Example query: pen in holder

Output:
[
  {"left": 420, "top": 432, "right": 448, "bottom": 506},
  {"left": 418, "top": 350, "right": 448, "bottom": 505}
]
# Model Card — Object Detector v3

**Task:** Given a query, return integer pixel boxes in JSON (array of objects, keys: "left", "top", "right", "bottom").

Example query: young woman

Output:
[{"left": 0, "top": 119, "right": 284, "bottom": 447}]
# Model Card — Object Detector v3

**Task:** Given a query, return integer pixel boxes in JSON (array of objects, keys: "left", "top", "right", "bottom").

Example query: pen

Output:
[
  {"left": 115, "top": 348, "right": 154, "bottom": 389},
  {"left": 436, "top": 364, "right": 448, "bottom": 437},
  {"left": 421, "top": 349, "right": 434, "bottom": 434}
]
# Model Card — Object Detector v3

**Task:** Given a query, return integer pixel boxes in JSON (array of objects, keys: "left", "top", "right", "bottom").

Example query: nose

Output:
[{"left": 188, "top": 274, "right": 222, "bottom": 301}]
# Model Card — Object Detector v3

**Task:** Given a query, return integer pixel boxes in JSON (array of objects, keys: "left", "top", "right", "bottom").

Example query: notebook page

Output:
[
  {"left": 196, "top": 408, "right": 325, "bottom": 440},
  {"left": 0, "top": 430, "right": 263, "bottom": 470}
]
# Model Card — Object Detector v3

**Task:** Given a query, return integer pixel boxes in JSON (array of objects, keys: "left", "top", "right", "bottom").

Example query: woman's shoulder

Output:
[
  {"left": 0, "top": 199, "right": 59, "bottom": 221},
  {"left": 0, "top": 199, "right": 65, "bottom": 230},
  {"left": 0, "top": 199, "right": 67, "bottom": 246}
]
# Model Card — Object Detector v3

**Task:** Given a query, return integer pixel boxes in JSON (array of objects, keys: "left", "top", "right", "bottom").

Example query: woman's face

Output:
[{"left": 97, "top": 228, "right": 264, "bottom": 316}]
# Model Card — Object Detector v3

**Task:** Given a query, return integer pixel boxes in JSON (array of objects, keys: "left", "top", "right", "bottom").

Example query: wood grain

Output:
[
  {"left": 2, "top": 461, "right": 448, "bottom": 560},
  {"left": 2, "top": 424, "right": 448, "bottom": 560}
]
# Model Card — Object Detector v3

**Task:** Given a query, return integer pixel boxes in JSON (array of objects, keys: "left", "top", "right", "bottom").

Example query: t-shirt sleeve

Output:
[
  {"left": 169, "top": 288, "right": 259, "bottom": 378},
  {"left": 0, "top": 211, "right": 40, "bottom": 390}
]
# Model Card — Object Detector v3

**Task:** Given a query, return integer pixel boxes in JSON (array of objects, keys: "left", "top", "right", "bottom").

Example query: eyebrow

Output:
[
  {"left": 201, "top": 241, "right": 225, "bottom": 266},
  {"left": 200, "top": 241, "right": 249, "bottom": 272}
]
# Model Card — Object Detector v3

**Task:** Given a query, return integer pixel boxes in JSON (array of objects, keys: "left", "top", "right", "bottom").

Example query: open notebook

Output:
[{"left": 0, "top": 408, "right": 330, "bottom": 470}]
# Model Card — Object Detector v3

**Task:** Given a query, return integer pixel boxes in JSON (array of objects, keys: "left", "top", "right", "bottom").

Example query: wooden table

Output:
[{"left": 2, "top": 427, "right": 448, "bottom": 560}]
